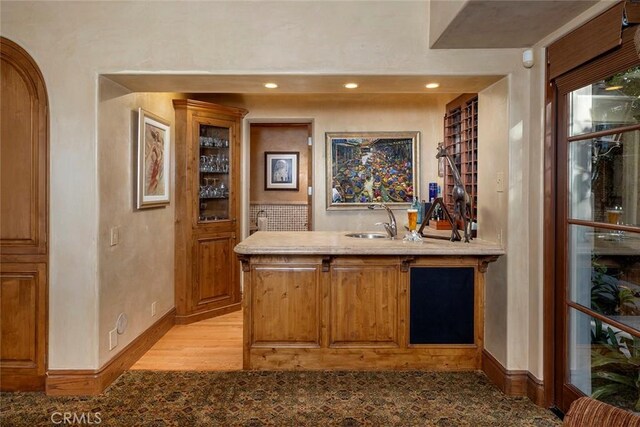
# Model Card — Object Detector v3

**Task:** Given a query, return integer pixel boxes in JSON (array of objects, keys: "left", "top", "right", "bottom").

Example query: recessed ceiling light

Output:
[
  {"left": 344, "top": 83, "right": 358, "bottom": 89},
  {"left": 264, "top": 83, "right": 278, "bottom": 89},
  {"left": 425, "top": 82, "right": 440, "bottom": 89},
  {"left": 605, "top": 85, "right": 623, "bottom": 91}
]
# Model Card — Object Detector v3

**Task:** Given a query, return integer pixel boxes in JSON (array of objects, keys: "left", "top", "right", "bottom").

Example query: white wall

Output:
[
  {"left": 97, "top": 78, "right": 180, "bottom": 366},
  {"left": 478, "top": 78, "right": 510, "bottom": 364},
  {"left": 1, "top": 0, "right": 614, "bottom": 373}
]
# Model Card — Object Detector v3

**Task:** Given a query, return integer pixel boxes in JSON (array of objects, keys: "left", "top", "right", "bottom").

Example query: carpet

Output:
[{"left": 1, "top": 370, "right": 561, "bottom": 426}]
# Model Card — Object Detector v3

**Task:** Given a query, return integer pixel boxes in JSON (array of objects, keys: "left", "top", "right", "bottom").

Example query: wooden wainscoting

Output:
[
  {"left": 46, "top": 309, "right": 175, "bottom": 396},
  {"left": 482, "top": 349, "right": 545, "bottom": 406}
]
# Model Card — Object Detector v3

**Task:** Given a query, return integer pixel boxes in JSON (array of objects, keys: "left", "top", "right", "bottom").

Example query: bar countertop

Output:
[{"left": 234, "top": 231, "right": 505, "bottom": 256}]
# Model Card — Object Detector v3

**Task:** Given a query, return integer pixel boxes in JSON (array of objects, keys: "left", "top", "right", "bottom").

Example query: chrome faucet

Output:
[{"left": 368, "top": 203, "right": 397, "bottom": 239}]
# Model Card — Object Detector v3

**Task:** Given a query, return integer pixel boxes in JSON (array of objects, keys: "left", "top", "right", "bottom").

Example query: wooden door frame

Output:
[
  {"left": 543, "top": 26, "right": 640, "bottom": 411},
  {"left": 246, "top": 120, "right": 315, "bottom": 232}
]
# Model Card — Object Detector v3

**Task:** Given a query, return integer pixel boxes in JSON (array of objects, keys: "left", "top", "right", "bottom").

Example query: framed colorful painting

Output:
[
  {"left": 137, "top": 108, "right": 171, "bottom": 209},
  {"left": 326, "top": 131, "right": 420, "bottom": 209}
]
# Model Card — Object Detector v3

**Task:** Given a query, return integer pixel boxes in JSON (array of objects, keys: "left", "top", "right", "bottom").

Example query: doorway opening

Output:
[{"left": 248, "top": 122, "right": 314, "bottom": 234}]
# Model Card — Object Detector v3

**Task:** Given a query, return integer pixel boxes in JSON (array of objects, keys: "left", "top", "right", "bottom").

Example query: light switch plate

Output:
[
  {"left": 110, "top": 227, "right": 119, "bottom": 246},
  {"left": 496, "top": 172, "right": 505, "bottom": 193}
]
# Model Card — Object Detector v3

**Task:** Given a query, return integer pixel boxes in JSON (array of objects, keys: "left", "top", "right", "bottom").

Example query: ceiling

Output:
[
  {"left": 103, "top": 74, "right": 504, "bottom": 94},
  {"left": 431, "top": 0, "right": 601, "bottom": 48}
]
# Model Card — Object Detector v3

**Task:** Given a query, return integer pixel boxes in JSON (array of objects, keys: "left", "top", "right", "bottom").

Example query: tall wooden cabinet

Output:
[{"left": 173, "top": 100, "right": 248, "bottom": 324}]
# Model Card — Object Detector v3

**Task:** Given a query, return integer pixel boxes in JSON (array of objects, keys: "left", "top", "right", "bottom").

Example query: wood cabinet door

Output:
[
  {"left": 193, "top": 233, "right": 239, "bottom": 310},
  {"left": 0, "top": 37, "right": 48, "bottom": 391},
  {"left": 330, "top": 262, "right": 400, "bottom": 347},
  {"left": 0, "top": 263, "right": 47, "bottom": 390},
  {"left": 249, "top": 263, "right": 321, "bottom": 346},
  {"left": 191, "top": 116, "right": 238, "bottom": 233}
]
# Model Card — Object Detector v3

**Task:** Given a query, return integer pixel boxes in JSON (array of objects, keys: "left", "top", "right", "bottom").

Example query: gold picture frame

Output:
[{"left": 326, "top": 131, "right": 420, "bottom": 209}]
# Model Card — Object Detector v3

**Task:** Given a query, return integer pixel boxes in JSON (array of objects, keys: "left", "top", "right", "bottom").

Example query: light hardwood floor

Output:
[{"left": 130, "top": 310, "right": 242, "bottom": 371}]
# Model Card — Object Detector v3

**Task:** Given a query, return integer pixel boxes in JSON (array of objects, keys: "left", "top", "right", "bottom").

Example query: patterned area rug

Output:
[{"left": 1, "top": 370, "right": 561, "bottom": 426}]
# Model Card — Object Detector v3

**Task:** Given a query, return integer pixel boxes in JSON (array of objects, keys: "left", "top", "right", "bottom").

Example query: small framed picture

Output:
[
  {"left": 265, "top": 152, "right": 299, "bottom": 191},
  {"left": 137, "top": 108, "right": 171, "bottom": 208}
]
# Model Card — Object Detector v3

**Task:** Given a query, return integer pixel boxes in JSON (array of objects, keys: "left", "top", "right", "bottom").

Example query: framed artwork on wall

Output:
[
  {"left": 137, "top": 108, "right": 171, "bottom": 209},
  {"left": 265, "top": 151, "right": 299, "bottom": 191},
  {"left": 326, "top": 131, "right": 420, "bottom": 209}
]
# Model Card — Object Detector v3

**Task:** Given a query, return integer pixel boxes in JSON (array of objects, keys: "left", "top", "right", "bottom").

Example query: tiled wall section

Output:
[{"left": 250, "top": 204, "right": 309, "bottom": 231}]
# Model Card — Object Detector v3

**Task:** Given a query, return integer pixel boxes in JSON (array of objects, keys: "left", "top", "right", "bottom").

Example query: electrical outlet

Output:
[
  {"left": 110, "top": 227, "right": 119, "bottom": 246},
  {"left": 496, "top": 172, "right": 505, "bottom": 193},
  {"left": 497, "top": 229, "right": 503, "bottom": 245},
  {"left": 151, "top": 301, "right": 157, "bottom": 317},
  {"left": 109, "top": 328, "right": 118, "bottom": 350}
]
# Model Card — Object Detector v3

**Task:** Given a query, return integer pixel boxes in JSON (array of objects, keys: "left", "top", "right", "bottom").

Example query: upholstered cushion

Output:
[{"left": 563, "top": 397, "right": 640, "bottom": 427}]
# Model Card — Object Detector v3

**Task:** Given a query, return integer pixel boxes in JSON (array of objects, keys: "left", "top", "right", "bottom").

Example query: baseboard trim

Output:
[
  {"left": 175, "top": 302, "right": 241, "bottom": 325},
  {"left": 0, "top": 373, "right": 46, "bottom": 392},
  {"left": 527, "top": 371, "right": 545, "bottom": 406},
  {"left": 481, "top": 349, "right": 545, "bottom": 406},
  {"left": 46, "top": 308, "right": 175, "bottom": 396}
]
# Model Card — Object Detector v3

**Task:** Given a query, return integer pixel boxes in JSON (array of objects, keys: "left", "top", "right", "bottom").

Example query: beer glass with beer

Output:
[
  {"left": 404, "top": 208, "right": 422, "bottom": 242},
  {"left": 407, "top": 208, "right": 418, "bottom": 232},
  {"left": 606, "top": 206, "right": 623, "bottom": 225}
]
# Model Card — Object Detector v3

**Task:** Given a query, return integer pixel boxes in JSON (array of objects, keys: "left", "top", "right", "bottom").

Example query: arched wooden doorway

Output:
[{"left": 0, "top": 37, "right": 49, "bottom": 391}]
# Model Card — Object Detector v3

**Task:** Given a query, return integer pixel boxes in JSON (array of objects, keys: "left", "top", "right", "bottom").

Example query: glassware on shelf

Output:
[
  {"left": 199, "top": 154, "right": 229, "bottom": 173},
  {"left": 221, "top": 154, "right": 228, "bottom": 173},
  {"left": 219, "top": 181, "right": 227, "bottom": 198},
  {"left": 211, "top": 178, "right": 219, "bottom": 198},
  {"left": 199, "top": 177, "right": 229, "bottom": 199}
]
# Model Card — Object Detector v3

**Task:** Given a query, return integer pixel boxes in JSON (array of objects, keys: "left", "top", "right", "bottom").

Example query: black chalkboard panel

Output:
[{"left": 409, "top": 267, "right": 474, "bottom": 344}]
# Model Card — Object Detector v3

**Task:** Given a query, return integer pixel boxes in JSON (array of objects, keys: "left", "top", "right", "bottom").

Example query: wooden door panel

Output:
[
  {"left": 1, "top": 61, "right": 35, "bottom": 245},
  {"left": 250, "top": 265, "right": 320, "bottom": 346},
  {"left": 0, "top": 41, "right": 47, "bottom": 255},
  {"left": 0, "top": 263, "right": 46, "bottom": 370},
  {"left": 195, "top": 234, "right": 236, "bottom": 307},
  {"left": 330, "top": 265, "right": 399, "bottom": 347},
  {"left": 0, "top": 37, "right": 48, "bottom": 391}
]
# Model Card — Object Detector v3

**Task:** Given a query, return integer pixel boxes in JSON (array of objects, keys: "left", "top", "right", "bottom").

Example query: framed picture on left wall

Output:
[{"left": 137, "top": 108, "right": 171, "bottom": 208}]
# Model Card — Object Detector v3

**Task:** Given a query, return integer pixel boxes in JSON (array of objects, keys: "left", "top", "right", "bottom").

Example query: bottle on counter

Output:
[
  {"left": 418, "top": 199, "right": 425, "bottom": 225},
  {"left": 411, "top": 197, "right": 421, "bottom": 225},
  {"left": 433, "top": 204, "right": 442, "bottom": 221}
]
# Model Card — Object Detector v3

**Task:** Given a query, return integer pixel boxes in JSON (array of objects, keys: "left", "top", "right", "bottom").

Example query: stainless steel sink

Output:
[{"left": 345, "top": 232, "right": 389, "bottom": 239}]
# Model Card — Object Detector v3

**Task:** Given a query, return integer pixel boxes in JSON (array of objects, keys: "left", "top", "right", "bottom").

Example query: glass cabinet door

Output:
[
  {"left": 561, "top": 64, "right": 640, "bottom": 411},
  {"left": 197, "top": 123, "right": 231, "bottom": 223}
]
